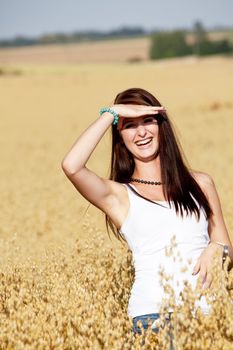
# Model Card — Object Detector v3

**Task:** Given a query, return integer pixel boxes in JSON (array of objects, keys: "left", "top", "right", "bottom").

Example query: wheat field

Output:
[{"left": 0, "top": 55, "right": 233, "bottom": 349}]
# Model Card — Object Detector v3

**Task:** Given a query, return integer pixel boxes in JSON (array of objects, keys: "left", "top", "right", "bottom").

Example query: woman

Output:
[{"left": 61, "top": 88, "right": 233, "bottom": 340}]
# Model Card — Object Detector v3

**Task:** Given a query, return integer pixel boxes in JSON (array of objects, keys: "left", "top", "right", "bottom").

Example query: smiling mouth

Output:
[{"left": 136, "top": 138, "right": 153, "bottom": 147}]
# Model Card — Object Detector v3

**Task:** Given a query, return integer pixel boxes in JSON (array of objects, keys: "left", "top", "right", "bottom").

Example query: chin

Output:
[
  {"left": 133, "top": 146, "right": 159, "bottom": 159},
  {"left": 134, "top": 152, "right": 159, "bottom": 162}
]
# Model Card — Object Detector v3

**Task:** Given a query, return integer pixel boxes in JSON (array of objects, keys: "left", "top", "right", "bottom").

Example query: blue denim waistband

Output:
[{"left": 133, "top": 312, "right": 173, "bottom": 322}]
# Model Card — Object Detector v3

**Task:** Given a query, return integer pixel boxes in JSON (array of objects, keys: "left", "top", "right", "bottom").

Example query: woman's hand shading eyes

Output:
[{"left": 110, "top": 104, "right": 166, "bottom": 119}]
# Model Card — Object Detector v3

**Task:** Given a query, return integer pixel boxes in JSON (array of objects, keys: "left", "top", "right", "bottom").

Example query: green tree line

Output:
[
  {"left": 0, "top": 27, "right": 147, "bottom": 47},
  {"left": 150, "top": 21, "right": 233, "bottom": 59}
]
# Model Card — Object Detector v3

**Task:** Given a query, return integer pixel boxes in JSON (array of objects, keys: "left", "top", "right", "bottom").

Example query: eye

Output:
[
  {"left": 143, "top": 116, "right": 158, "bottom": 124},
  {"left": 124, "top": 122, "right": 137, "bottom": 129}
]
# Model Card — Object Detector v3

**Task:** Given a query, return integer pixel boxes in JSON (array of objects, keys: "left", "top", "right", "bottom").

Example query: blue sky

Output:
[{"left": 0, "top": 0, "right": 232, "bottom": 40}]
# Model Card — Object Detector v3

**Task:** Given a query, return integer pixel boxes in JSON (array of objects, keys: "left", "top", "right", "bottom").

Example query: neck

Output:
[{"left": 133, "top": 156, "right": 162, "bottom": 181}]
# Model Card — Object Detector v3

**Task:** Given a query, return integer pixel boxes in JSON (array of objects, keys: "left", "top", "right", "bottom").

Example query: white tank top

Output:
[{"left": 119, "top": 183, "right": 212, "bottom": 318}]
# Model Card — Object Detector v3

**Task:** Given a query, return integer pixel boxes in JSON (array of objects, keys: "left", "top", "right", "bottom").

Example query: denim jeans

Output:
[{"left": 132, "top": 312, "right": 174, "bottom": 349}]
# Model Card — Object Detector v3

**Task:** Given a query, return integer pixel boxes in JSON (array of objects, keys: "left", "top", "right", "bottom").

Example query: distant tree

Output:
[
  {"left": 193, "top": 21, "right": 232, "bottom": 56},
  {"left": 150, "top": 30, "right": 192, "bottom": 59},
  {"left": 193, "top": 21, "right": 207, "bottom": 55},
  {"left": 214, "top": 39, "right": 232, "bottom": 54},
  {"left": 109, "top": 26, "right": 146, "bottom": 37},
  {"left": 198, "top": 39, "right": 232, "bottom": 56}
]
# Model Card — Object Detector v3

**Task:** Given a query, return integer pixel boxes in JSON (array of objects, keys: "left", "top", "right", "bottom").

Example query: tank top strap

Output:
[
  {"left": 122, "top": 183, "right": 167, "bottom": 207},
  {"left": 121, "top": 183, "right": 134, "bottom": 202}
]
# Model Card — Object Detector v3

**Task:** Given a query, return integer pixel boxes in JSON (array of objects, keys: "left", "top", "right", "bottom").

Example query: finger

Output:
[
  {"left": 192, "top": 260, "right": 201, "bottom": 275},
  {"left": 203, "top": 274, "right": 212, "bottom": 289},
  {"left": 199, "top": 268, "right": 207, "bottom": 284},
  {"left": 136, "top": 105, "right": 165, "bottom": 110},
  {"left": 147, "top": 110, "right": 160, "bottom": 114},
  {"left": 138, "top": 105, "right": 164, "bottom": 108},
  {"left": 148, "top": 109, "right": 167, "bottom": 115},
  {"left": 152, "top": 106, "right": 166, "bottom": 111}
]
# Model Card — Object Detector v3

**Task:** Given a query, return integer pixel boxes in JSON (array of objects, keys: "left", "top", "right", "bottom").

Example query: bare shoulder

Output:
[
  {"left": 190, "top": 170, "right": 215, "bottom": 197},
  {"left": 191, "top": 170, "right": 214, "bottom": 186}
]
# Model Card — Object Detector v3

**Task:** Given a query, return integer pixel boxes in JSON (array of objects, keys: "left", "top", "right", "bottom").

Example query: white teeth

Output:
[{"left": 136, "top": 139, "right": 152, "bottom": 146}]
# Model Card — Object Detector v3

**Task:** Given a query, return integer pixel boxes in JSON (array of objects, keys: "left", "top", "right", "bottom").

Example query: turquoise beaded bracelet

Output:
[{"left": 99, "top": 107, "right": 119, "bottom": 125}]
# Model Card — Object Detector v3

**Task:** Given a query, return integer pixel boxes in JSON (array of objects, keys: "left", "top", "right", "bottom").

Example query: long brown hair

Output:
[{"left": 105, "top": 87, "right": 212, "bottom": 242}]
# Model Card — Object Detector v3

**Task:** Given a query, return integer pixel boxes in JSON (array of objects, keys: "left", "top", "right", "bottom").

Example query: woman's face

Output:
[{"left": 118, "top": 115, "right": 160, "bottom": 161}]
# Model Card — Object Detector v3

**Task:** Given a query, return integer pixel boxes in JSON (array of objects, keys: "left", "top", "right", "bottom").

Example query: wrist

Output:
[
  {"left": 99, "top": 107, "right": 119, "bottom": 125},
  {"left": 209, "top": 241, "right": 226, "bottom": 251},
  {"left": 100, "top": 111, "right": 114, "bottom": 122},
  {"left": 209, "top": 241, "right": 231, "bottom": 269}
]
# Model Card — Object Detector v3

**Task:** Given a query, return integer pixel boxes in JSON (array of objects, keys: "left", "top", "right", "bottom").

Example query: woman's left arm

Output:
[{"left": 192, "top": 172, "right": 233, "bottom": 289}]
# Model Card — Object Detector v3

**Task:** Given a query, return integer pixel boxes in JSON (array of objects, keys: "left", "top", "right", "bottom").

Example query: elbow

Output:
[
  {"left": 61, "top": 159, "right": 82, "bottom": 177},
  {"left": 61, "top": 160, "right": 73, "bottom": 176}
]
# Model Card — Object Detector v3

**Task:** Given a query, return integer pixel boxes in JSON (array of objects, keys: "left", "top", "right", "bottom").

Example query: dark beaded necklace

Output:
[{"left": 130, "top": 178, "right": 163, "bottom": 185}]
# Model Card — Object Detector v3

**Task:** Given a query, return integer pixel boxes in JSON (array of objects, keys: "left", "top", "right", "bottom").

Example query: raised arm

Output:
[
  {"left": 61, "top": 104, "right": 164, "bottom": 213},
  {"left": 61, "top": 111, "right": 116, "bottom": 211}
]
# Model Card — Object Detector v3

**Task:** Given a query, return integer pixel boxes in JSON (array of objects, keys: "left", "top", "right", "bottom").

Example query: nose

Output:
[{"left": 136, "top": 124, "right": 147, "bottom": 137}]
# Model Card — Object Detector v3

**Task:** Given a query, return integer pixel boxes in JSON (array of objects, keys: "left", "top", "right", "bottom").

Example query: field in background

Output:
[
  {"left": 0, "top": 30, "right": 232, "bottom": 64},
  {"left": 0, "top": 56, "right": 233, "bottom": 348},
  {"left": 0, "top": 56, "right": 233, "bottom": 247},
  {"left": 0, "top": 37, "right": 149, "bottom": 64}
]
